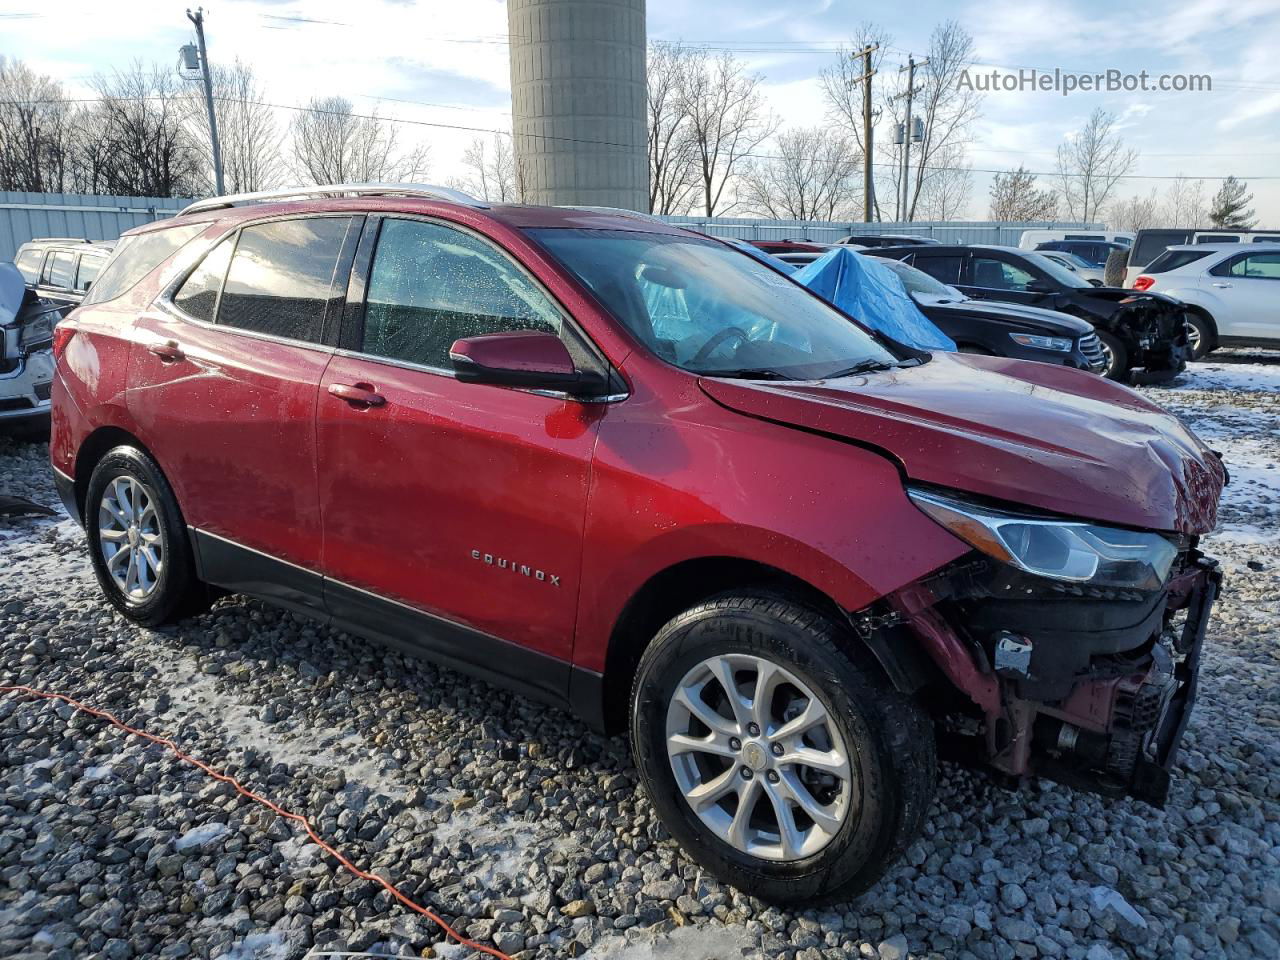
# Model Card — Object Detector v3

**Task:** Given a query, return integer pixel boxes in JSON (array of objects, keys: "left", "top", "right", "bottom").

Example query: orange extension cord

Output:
[{"left": 0, "top": 684, "right": 514, "bottom": 960}]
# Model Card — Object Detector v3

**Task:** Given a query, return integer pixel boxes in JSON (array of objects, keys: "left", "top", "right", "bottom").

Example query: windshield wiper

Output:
[
  {"left": 699, "top": 367, "right": 796, "bottom": 381},
  {"left": 826, "top": 359, "right": 903, "bottom": 378}
]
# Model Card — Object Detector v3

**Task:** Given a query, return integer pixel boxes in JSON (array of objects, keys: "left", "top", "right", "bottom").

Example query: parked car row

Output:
[{"left": 44, "top": 184, "right": 1227, "bottom": 905}]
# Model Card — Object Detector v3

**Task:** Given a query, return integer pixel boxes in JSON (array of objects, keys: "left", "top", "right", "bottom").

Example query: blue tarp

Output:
[{"left": 793, "top": 247, "right": 956, "bottom": 352}]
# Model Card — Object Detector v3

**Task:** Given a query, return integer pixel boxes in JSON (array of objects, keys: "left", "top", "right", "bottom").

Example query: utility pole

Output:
[
  {"left": 845, "top": 44, "right": 878, "bottom": 222},
  {"left": 186, "top": 7, "right": 224, "bottom": 195},
  {"left": 898, "top": 55, "right": 927, "bottom": 223}
]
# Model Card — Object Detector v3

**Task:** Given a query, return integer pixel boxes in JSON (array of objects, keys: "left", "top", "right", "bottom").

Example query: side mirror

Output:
[
  {"left": 449, "top": 330, "right": 608, "bottom": 397},
  {"left": 1088, "top": 278, "right": 1103, "bottom": 287},
  {"left": 1025, "top": 279, "right": 1053, "bottom": 294}
]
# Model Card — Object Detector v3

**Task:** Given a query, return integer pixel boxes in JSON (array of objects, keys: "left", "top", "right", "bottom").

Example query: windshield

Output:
[
  {"left": 1025, "top": 251, "right": 1091, "bottom": 289},
  {"left": 876, "top": 257, "right": 964, "bottom": 300},
  {"left": 1048, "top": 251, "right": 1092, "bottom": 270},
  {"left": 529, "top": 229, "right": 901, "bottom": 379}
]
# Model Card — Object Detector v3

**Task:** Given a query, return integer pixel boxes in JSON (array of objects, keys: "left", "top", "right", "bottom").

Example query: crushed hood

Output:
[{"left": 700, "top": 353, "right": 1225, "bottom": 534}]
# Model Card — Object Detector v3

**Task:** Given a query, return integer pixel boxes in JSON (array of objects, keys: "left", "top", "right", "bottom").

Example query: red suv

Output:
[{"left": 51, "top": 185, "right": 1225, "bottom": 904}]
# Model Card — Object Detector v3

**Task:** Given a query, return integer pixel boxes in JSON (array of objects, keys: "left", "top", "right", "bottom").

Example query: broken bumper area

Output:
[{"left": 890, "top": 550, "right": 1222, "bottom": 806}]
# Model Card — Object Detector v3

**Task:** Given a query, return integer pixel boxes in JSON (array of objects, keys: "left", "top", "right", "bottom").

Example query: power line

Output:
[{"left": 3, "top": 93, "right": 1277, "bottom": 181}]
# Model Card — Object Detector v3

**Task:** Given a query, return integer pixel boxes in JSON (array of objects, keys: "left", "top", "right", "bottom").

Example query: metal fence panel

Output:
[
  {"left": 0, "top": 192, "right": 190, "bottom": 262},
  {"left": 658, "top": 216, "right": 1103, "bottom": 247}
]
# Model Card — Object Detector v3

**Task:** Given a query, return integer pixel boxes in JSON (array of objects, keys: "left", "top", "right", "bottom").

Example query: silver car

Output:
[
  {"left": 1133, "top": 243, "right": 1280, "bottom": 358},
  {"left": 1, "top": 262, "right": 57, "bottom": 433}
]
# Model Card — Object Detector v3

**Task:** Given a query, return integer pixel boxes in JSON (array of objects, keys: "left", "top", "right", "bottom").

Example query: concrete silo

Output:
[{"left": 507, "top": 0, "right": 648, "bottom": 210}]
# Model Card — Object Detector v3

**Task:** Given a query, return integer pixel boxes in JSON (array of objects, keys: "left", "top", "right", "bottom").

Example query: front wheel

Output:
[
  {"left": 1185, "top": 314, "right": 1214, "bottom": 360},
  {"left": 629, "top": 592, "right": 935, "bottom": 904},
  {"left": 1096, "top": 330, "right": 1129, "bottom": 381}
]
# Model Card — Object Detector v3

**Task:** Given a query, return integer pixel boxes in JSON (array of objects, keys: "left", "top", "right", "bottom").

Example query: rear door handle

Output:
[
  {"left": 327, "top": 382, "right": 385, "bottom": 408},
  {"left": 147, "top": 340, "right": 184, "bottom": 362}
]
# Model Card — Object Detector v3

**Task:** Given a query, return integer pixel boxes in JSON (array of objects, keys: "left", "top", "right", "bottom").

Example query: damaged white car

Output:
[{"left": 0, "top": 262, "right": 58, "bottom": 435}]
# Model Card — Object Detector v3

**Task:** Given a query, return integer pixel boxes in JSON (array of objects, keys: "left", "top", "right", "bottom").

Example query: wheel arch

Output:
[
  {"left": 593, "top": 556, "right": 905, "bottom": 735},
  {"left": 73, "top": 426, "right": 163, "bottom": 521}
]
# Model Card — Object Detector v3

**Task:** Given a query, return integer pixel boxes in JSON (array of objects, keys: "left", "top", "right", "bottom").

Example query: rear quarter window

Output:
[
  {"left": 1146, "top": 250, "right": 1211, "bottom": 274},
  {"left": 15, "top": 248, "right": 43, "bottom": 284},
  {"left": 83, "top": 223, "right": 207, "bottom": 306}
]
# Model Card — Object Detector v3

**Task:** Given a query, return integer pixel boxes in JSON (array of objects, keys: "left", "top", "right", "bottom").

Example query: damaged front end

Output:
[
  {"left": 1096, "top": 289, "right": 1190, "bottom": 384},
  {"left": 869, "top": 488, "right": 1222, "bottom": 806}
]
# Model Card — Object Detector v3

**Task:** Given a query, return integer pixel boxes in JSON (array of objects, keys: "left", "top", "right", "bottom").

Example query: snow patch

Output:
[
  {"left": 578, "top": 925, "right": 755, "bottom": 959},
  {"left": 174, "top": 821, "right": 230, "bottom": 851}
]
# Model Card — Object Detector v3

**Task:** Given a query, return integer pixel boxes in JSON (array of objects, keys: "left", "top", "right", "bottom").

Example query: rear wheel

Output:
[
  {"left": 85, "top": 446, "right": 208, "bottom": 626},
  {"left": 630, "top": 592, "right": 935, "bottom": 904},
  {"left": 1096, "top": 330, "right": 1129, "bottom": 381},
  {"left": 1185, "top": 313, "right": 1214, "bottom": 360}
]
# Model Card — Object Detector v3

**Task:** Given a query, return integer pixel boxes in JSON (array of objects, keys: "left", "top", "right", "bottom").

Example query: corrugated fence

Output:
[
  {"left": 0, "top": 192, "right": 190, "bottom": 262},
  {"left": 1, "top": 191, "right": 1102, "bottom": 262}
]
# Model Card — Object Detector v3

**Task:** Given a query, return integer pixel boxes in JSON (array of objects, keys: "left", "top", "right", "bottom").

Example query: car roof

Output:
[
  {"left": 128, "top": 191, "right": 697, "bottom": 241},
  {"left": 1164, "top": 242, "right": 1280, "bottom": 251},
  {"left": 21, "top": 239, "right": 114, "bottom": 253}
]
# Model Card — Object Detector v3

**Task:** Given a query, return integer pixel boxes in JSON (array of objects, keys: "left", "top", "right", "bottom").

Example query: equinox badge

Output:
[{"left": 471, "top": 549, "right": 561, "bottom": 586}]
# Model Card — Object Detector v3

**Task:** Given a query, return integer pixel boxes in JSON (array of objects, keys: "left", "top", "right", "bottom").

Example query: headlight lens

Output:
[
  {"left": 1009, "top": 333, "right": 1072, "bottom": 352},
  {"left": 20, "top": 310, "right": 56, "bottom": 350},
  {"left": 908, "top": 488, "right": 1178, "bottom": 590}
]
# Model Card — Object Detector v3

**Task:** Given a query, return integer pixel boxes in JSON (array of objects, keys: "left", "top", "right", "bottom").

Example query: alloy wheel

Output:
[
  {"left": 665, "top": 653, "right": 852, "bottom": 861},
  {"left": 98, "top": 476, "right": 164, "bottom": 601},
  {"left": 1185, "top": 321, "right": 1201, "bottom": 358}
]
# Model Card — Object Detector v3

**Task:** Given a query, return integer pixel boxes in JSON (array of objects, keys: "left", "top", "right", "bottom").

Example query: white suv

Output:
[{"left": 1133, "top": 243, "right": 1280, "bottom": 358}]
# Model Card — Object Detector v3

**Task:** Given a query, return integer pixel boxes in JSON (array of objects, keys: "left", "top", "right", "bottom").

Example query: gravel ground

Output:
[{"left": 1, "top": 351, "right": 1278, "bottom": 960}]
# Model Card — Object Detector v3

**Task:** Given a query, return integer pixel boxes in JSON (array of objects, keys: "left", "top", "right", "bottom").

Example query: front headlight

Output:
[
  {"left": 20, "top": 309, "right": 57, "bottom": 351},
  {"left": 1009, "top": 333, "right": 1072, "bottom": 352},
  {"left": 908, "top": 488, "right": 1177, "bottom": 590}
]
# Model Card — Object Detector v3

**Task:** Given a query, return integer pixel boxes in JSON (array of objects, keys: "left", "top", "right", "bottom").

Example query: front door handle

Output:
[
  {"left": 1211, "top": 281, "right": 1232, "bottom": 288},
  {"left": 328, "top": 382, "right": 385, "bottom": 408},
  {"left": 147, "top": 340, "right": 184, "bottom": 363}
]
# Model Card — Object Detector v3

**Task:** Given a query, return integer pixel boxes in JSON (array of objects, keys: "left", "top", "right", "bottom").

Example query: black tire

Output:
[
  {"left": 629, "top": 591, "right": 935, "bottom": 904},
  {"left": 1185, "top": 313, "right": 1215, "bottom": 360},
  {"left": 85, "top": 445, "right": 208, "bottom": 626},
  {"left": 1096, "top": 330, "right": 1129, "bottom": 382}
]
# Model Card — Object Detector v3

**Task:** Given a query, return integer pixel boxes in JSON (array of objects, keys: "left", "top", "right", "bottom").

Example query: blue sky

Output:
[{"left": 5, "top": 0, "right": 1278, "bottom": 222}]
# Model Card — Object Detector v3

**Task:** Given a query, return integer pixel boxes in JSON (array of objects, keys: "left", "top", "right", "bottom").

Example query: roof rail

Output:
[
  {"left": 27, "top": 237, "right": 89, "bottom": 244},
  {"left": 560, "top": 205, "right": 668, "bottom": 225},
  {"left": 179, "top": 183, "right": 489, "bottom": 216}
]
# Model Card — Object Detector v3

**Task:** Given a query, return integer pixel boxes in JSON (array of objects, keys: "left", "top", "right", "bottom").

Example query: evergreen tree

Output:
[{"left": 1208, "top": 176, "right": 1256, "bottom": 229}]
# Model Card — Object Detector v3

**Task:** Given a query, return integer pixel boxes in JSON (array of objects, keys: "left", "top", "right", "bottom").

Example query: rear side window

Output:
[
  {"left": 361, "top": 218, "right": 561, "bottom": 370},
  {"left": 1196, "top": 234, "right": 1239, "bottom": 244},
  {"left": 43, "top": 251, "right": 76, "bottom": 287},
  {"left": 84, "top": 224, "right": 206, "bottom": 305},
  {"left": 75, "top": 255, "right": 104, "bottom": 292},
  {"left": 173, "top": 236, "right": 235, "bottom": 322},
  {"left": 1146, "top": 250, "right": 1211, "bottom": 274},
  {"left": 217, "top": 217, "right": 351, "bottom": 343},
  {"left": 914, "top": 255, "right": 964, "bottom": 284},
  {"left": 15, "top": 248, "right": 43, "bottom": 283},
  {"left": 1223, "top": 253, "right": 1280, "bottom": 279}
]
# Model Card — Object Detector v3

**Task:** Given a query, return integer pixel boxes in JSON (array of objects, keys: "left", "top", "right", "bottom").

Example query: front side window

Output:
[
  {"left": 75, "top": 255, "right": 104, "bottom": 291},
  {"left": 530, "top": 228, "right": 899, "bottom": 379},
  {"left": 173, "top": 236, "right": 235, "bottom": 322},
  {"left": 973, "top": 257, "right": 1036, "bottom": 291},
  {"left": 84, "top": 223, "right": 206, "bottom": 305},
  {"left": 218, "top": 217, "right": 351, "bottom": 343},
  {"left": 361, "top": 218, "right": 562, "bottom": 370},
  {"left": 1024, "top": 253, "right": 1090, "bottom": 289}
]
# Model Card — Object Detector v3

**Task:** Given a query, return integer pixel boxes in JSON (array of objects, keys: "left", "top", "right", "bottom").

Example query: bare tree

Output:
[
  {"left": 915, "top": 144, "right": 971, "bottom": 220},
  {"left": 1055, "top": 108, "right": 1137, "bottom": 223},
  {"left": 647, "top": 42, "right": 699, "bottom": 215},
  {"left": 183, "top": 59, "right": 282, "bottom": 193},
  {"left": 1162, "top": 174, "right": 1207, "bottom": 228},
  {"left": 989, "top": 166, "right": 1059, "bottom": 221},
  {"left": 681, "top": 49, "right": 778, "bottom": 216},
  {"left": 889, "top": 21, "right": 984, "bottom": 221},
  {"left": 454, "top": 134, "right": 525, "bottom": 202},
  {"left": 86, "top": 62, "right": 202, "bottom": 197},
  {"left": 0, "top": 57, "right": 75, "bottom": 192},
  {"left": 289, "top": 96, "right": 430, "bottom": 185},
  {"left": 739, "top": 127, "right": 862, "bottom": 221},
  {"left": 1109, "top": 189, "right": 1161, "bottom": 231}
]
